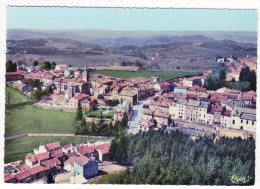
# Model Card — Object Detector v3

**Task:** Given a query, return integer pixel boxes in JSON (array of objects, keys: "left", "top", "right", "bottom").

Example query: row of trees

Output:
[
  {"left": 6, "top": 60, "right": 17, "bottom": 72},
  {"left": 30, "top": 86, "right": 53, "bottom": 102},
  {"left": 73, "top": 104, "right": 128, "bottom": 137},
  {"left": 101, "top": 131, "right": 255, "bottom": 185},
  {"left": 205, "top": 67, "right": 256, "bottom": 91},
  {"left": 33, "top": 60, "right": 56, "bottom": 70}
]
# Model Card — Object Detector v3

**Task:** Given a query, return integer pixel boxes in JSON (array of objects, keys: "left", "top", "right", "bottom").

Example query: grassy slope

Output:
[
  {"left": 5, "top": 136, "right": 110, "bottom": 163},
  {"left": 5, "top": 87, "right": 75, "bottom": 136},
  {"left": 90, "top": 70, "right": 200, "bottom": 80}
]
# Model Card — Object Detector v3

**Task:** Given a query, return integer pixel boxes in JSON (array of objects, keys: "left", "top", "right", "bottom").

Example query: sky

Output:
[{"left": 7, "top": 7, "right": 258, "bottom": 31}]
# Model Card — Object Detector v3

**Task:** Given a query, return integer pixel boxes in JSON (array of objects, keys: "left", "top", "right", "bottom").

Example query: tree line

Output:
[
  {"left": 73, "top": 104, "right": 128, "bottom": 137},
  {"left": 97, "top": 131, "right": 255, "bottom": 185},
  {"left": 205, "top": 67, "right": 256, "bottom": 91}
]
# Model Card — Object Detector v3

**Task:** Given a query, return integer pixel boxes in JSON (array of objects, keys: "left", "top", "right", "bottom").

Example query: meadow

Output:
[
  {"left": 5, "top": 87, "right": 75, "bottom": 136},
  {"left": 5, "top": 136, "right": 110, "bottom": 163},
  {"left": 90, "top": 70, "right": 200, "bottom": 80}
]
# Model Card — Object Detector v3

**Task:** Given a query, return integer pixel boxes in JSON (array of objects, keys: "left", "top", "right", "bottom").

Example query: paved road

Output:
[{"left": 127, "top": 100, "right": 147, "bottom": 134}]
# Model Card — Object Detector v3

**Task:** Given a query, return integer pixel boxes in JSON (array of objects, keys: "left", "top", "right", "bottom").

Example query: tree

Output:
[
  {"left": 239, "top": 67, "right": 256, "bottom": 91},
  {"left": 89, "top": 121, "right": 96, "bottom": 134},
  {"left": 249, "top": 70, "right": 256, "bottom": 91},
  {"left": 219, "top": 69, "right": 226, "bottom": 81},
  {"left": 6, "top": 60, "right": 17, "bottom": 72},
  {"left": 73, "top": 104, "right": 86, "bottom": 135},
  {"left": 51, "top": 62, "right": 56, "bottom": 70},
  {"left": 46, "top": 171, "right": 55, "bottom": 184},
  {"left": 33, "top": 60, "right": 39, "bottom": 67},
  {"left": 40, "top": 61, "right": 52, "bottom": 70}
]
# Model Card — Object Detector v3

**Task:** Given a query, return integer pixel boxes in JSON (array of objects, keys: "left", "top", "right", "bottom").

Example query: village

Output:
[{"left": 5, "top": 55, "right": 257, "bottom": 184}]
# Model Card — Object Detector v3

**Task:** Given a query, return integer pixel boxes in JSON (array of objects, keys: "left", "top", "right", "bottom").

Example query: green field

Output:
[
  {"left": 90, "top": 70, "right": 200, "bottom": 80},
  {"left": 5, "top": 136, "right": 110, "bottom": 163},
  {"left": 85, "top": 109, "right": 114, "bottom": 119},
  {"left": 5, "top": 87, "right": 75, "bottom": 136}
]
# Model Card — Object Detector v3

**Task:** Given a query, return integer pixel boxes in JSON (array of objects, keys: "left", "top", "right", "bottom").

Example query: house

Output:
[
  {"left": 221, "top": 110, "right": 232, "bottom": 128},
  {"left": 95, "top": 143, "right": 111, "bottom": 162},
  {"left": 230, "top": 106, "right": 256, "bottom": 132},
  {"left": 73, "top": 155, "right": 98, "bottom": 179},
  {"left": 118, "top": 90, "right": 137, "bottom": 106},
  {"left": 154, "top": 81, "right": 174, "bottom": 92},
  {"left": 81, "top": 97, "right": 97, "bottom": 112},
  {"left": 55, "top": 64, "right": 67, "bottom": 71},
  {"left": 138, "top": 118, "right": 157, "bottom": 132},
  {"left": 34, "top": 142, "right": 61, "bottom": 154},
  {"left": 187, "top": 86, "right": 207, "bottom": 96},
  {"left": 64, "top": 70, "right": 74, "bottom": 77},
  {"left": 153, "top": 111, "right": 171, "bottom": 126},
  {"left": 25, "top": 152, "right": 51, "bottom": 167},
  {"left": 75, "top": 145, "right": 99, "bottom": 161},
  {"left": 174, "top": 86, "right": 188, "bottom": 94},
  {"left": 185, "top": 99, "right": 201, "bottom": 122},
  {"left": 6, "top": 71, "right": 24, "bottom": 82},
  {"left": 69, "top": 94, "right": 89, "bottom": 108},
  {"left": 183, "top": 77, "right": 202, "bottom": 87},
  {"left": 132, "top": 86, "right": 156, "bottom": 101}
]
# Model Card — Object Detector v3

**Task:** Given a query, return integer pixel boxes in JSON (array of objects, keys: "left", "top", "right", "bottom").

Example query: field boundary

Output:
[{"left": 5, "top": 133, "right": 112, "bottom": 141}]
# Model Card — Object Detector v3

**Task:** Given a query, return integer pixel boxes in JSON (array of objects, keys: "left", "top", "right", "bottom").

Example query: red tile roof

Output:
[
  {"left": 159, "top": 81, "right": 171, "bottom": 87},
  {"left": 17, "top": 164, "right": 29, "bottom": 172},
  {"left": 15, "top": 170, "right": 32, "bottom": 181},
  {"left": 74, "top": 94, "right": 89, "bottom": 101},
  {"left": 223, "top": 110, "right": 231, "bottom": 116},
  {"left": 51, "top": 149, "right": 64, "bottom": 158},
  {"left": 95, "top": 143, "right": 111, "bottom": 155},
  {"left": 28, "top": 165, "right": 45, "bottom": 175},
  {"left": 64, "top": 156, "right": 78, "bottom": 166},
  {"left": 175, "top": 85, "right": 188, "bottom": 89},
  {"left": 76, "top": 145, "right": 96, "bottom": 155},
  {"left": 210, "top": 93, "right": 228, "bottom": 103},
  {"left": 188, "top": 86, "right": 206, "bottom": 92},
  {"left": 5, "top": 71, "right": 23, "bottom": 76},
  {"left": 4, "top": 173, "right": 16, "bottom": 182},
  {"left": 45, "top": 142, "right": 61, "bottom": 151},
  {"left": 62, "top": 144, "right": 73, "bottom": 150},
  {"left": 41, "top": 158, "right": 60, "bottom": 169},
  {"left": 26, "top": 152, "right": 50, "bottom": 163},
  {"left": 75, "top": 155, "right": 91, "bottom": 166}
]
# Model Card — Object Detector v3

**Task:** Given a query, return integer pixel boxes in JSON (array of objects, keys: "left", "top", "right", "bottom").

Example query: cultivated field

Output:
[
  {"left": 90, "top": 70, "right": 200, "bottom": 80},
  {"left": 5, "top": 136, "right": 110, "bottom": 163},
  {"left": 5, "top": 87, "right": 75, "bottom": 136}
]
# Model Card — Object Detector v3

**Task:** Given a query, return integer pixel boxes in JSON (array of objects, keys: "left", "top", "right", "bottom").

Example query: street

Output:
[{"left": 127, "top": 100, "right": 147, "bottom": 134}]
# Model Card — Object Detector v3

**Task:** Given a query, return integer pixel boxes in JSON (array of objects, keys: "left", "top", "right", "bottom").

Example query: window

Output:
[
  {"left": 246, "top": 120, "right": 248, "bottom": 124},
  {"left": 232, "top": 120, "right": 235, "bottom": 124},
  {"left": 252, "top": 121, "right": 254, "bottom": 125},
  {"left": 241, "top": 120, "right": 243, "bottom": 124},
  {"left": 240, "top": 126, "right": 243, "bottom": 130}
]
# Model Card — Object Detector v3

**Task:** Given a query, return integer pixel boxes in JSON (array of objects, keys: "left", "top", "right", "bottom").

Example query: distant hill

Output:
[
  {"left": 200, "top": 40, "right": 257, "bottom": 51},
  {"left": 8, "top": 29, "right": 257, "bottom": 47}
]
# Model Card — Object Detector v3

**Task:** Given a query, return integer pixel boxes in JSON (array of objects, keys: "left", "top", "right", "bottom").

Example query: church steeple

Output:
[{"left": 83, "top": 61, "right": 90, "bottom": 82}]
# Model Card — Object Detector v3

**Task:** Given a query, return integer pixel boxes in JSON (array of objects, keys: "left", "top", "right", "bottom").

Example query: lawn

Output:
[
  {"left": 5, "top": 136, "right": 111, "bottom": 163},
  {"left": 85, "top": 109, "right": 114, "bottom": 119},
  {"left": 90, "top": 70, "right": 200, "bottom": 80},
  {"left": 5, "top": 87, "right": 75, "bottom": 136}
]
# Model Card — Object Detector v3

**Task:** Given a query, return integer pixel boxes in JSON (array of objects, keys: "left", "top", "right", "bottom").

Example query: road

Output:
[{"left": 127, "top": 100, "right": 147, "bottom": 134}]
